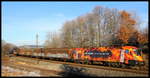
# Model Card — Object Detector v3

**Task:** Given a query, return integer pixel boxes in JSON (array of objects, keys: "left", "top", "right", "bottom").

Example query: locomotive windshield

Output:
[
  {"left": 125, "top": 49, "right": 129, "bottom": 53},
  {"left": 133, "top": 49, "right": 141, "bottom": 56}
]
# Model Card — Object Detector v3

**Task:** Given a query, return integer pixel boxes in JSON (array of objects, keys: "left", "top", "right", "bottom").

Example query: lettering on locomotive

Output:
[{"left": 84, "top": 50, "right": 112, "bottom": 58}]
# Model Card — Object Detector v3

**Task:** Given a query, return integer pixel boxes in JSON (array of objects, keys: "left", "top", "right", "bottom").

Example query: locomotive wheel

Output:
[
  {"left": 121, "top": 64, "right": 126, "bottom": 68},
  {"left": 102, "top": 62, "right": 107, "bottom": 66},
  {"left": 76, "top": 60, "right": 80, "bottom": 64},
  {"left": 114, "top": 63, "right": 119, "bottom": 67},
  {"left": 113, "top": 63, "right": 117, "bottom": 67},
  {"left": 116, "top": 63, "right": 121, "bottom": 68},
  {"left": 78, "top": 60, "right": 83, "bottom": 64},
  {"left": 114, "top": 63, "right": 120, "bottom": 68},
  {"left": 74, "top": 60, "right": 77, "bottom": 63},
  {"left": 90, "top": 61, "right": 93, "bottom": 65},
  {"left": 81, "top": 61, "right": 84, "bottom": 64},
  {"left": 63, "top": 59, "right": 66, "bottom": 62},
  {"left": 111, "top": 62, "right": 116, "bottom": 67},
  {"left": 88, "top": 61, "right": 92, "bottom": 65},
  {"left": 79, "top": 60, "right": 84, "bottom": 64},
  {"left": 75, "top": 60, "right": 79, "bottom": 64},
  {"left": 108, "top": 62, "right": 111, "bottom": 67},
  {"left": 109, "top": 62, "right": 112, "bottom": 66},
  {"left": 84, "top": 59, "right": 89, "bottom": 64}
]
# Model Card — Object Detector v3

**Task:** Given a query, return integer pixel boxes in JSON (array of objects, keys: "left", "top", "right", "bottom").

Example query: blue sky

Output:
[{"left": 2, "top": 2, "right": 148, "bottom": 46}]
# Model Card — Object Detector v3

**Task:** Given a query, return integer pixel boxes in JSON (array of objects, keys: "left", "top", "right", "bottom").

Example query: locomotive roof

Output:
[{"left": 121, "top": 46, "right": 138, "bottom": 49}]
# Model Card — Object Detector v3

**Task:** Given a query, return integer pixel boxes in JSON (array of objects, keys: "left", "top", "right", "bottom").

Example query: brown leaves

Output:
[
  {"left": 2, "top": 43, "right": 15, "bottom": 55},
  {"left": 137, "top": 31, "right": 148, "bottom": 45},
  {"left": 118, "top": 10, "right": 148, "bottom": 46},
  {"left": 119, "top": 11, "right": 130, "bottom": 20},
  {"left": 118, "top": 11, "right": 138, "bottom": 44},
  {"left": 118, "top": 26, "right": 130, "bottom": 44}
]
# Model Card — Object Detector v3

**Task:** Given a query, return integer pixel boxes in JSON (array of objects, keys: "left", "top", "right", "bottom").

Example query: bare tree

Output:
[
  {"left": 2, "top": 40, "right": 16, "bottom": 56},
  {"left": 44, "top": 31, "right": 62, "bottom": 48}
]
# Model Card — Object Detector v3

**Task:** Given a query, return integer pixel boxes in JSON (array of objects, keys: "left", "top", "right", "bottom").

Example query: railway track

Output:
[
  {"left": 2, "top": 56, "right": 61, "bottom": 76},
  {"left": 10, "top": 55, "right": 149, "bottom": 75}
]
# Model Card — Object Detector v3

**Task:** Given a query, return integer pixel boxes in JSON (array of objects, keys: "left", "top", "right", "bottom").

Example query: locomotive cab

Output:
[
  {"left": 131, "top": 48, "right": 145, "bottom": 66},
  {"left": 122, "top": 46, "right": 145, "bottom": 66}
]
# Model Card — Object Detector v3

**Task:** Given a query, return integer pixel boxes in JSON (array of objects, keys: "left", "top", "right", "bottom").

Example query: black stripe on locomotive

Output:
[{"left": 84, "top": 50, "right": 112, "bottom": 58}]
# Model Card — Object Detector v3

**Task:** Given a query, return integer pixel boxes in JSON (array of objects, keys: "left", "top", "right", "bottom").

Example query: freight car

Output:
[
  {"left": 13, "top": 46, "right": 145, "bottom": 67},
  {"left": 14, "top": 48, "right": 71, "bottom": 61}
]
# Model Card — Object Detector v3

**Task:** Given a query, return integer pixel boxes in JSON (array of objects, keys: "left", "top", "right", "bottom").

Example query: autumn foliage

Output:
[
  {"left": 118, "top": 11, "right": 148, "bottom": 46},
  {"left": 118, "top": 11, "right": 136, "bottom": 44}
]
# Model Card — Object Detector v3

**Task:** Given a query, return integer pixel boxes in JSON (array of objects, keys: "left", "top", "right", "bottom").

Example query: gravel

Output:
[{"left": 2, "top": 65, "right": 41, "bottom": 76}]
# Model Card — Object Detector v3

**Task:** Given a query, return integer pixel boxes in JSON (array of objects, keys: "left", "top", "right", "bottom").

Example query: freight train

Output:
[{"left": 12, "top": 46, "right": 145, "bottom": 67}]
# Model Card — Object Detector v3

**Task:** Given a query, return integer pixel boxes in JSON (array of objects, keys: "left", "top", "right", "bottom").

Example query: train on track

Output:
[{"left": 12, "top": 46, "right": 145, "bottom": 67}]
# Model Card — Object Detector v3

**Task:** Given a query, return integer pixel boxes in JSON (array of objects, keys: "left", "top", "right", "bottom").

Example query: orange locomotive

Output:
[{"left": 69, "top": 46, "right": 144, "bottom": 66}]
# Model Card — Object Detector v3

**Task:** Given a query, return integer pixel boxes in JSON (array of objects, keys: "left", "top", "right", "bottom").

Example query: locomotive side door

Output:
[
  {"left": 76, "top": 51, "right": 78, "bottom": 59},
  {"left": 120, "top": 49, "right": 125, "bottom": 63}
]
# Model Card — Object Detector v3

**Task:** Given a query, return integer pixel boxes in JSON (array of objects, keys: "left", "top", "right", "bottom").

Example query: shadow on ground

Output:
[{"left": 58, "top": 64, "right": 96, "bottom": 77}]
